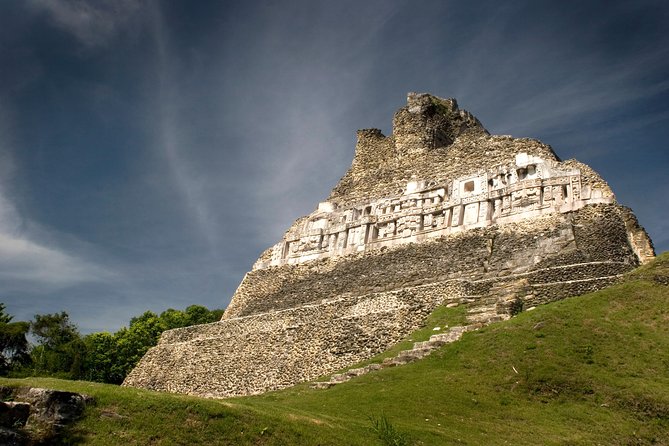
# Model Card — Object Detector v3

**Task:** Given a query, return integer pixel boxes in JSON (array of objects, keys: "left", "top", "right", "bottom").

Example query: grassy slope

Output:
[{"left": 2, "top": 253, "right": 668, "bottom": 445}]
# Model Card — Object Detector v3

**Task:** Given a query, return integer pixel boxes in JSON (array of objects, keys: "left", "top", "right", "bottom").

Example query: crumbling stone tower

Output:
[{"left": 124, "top": 93, "right": 654, "bottom": 398}]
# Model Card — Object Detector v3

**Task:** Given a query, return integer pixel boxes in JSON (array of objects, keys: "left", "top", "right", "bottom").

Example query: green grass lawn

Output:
[{"left": 3, "top": 253, "right": 669, "bottom": 445}]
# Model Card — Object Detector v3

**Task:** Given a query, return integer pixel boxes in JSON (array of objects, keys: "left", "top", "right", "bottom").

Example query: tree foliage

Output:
[
  {"left": 83, "top": 304, "right": 223, "bottom": 384},
  {"left": 0, "top": 303, "right": 13, "bottom": 324},
  {"left": 83, "top": 332, "right": 121, "bottom": 383},
  {"left": 12, "top": 304, "right": 222, "bottom": 383},
  {"left": 31, "top": 312, "right": 79, "bottom": 349},
  {"left": 30, "top": 312, "right": 86, "bottom": 379},
  {"left": 0, "top": 303, "right": 30, "bottom": 374}
]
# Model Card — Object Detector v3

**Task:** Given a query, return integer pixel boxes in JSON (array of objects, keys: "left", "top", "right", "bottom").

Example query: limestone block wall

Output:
[
  {"left": 328, "top": 133, "right": 564, "bottom": 211},
  {"left": 351, "top": 129, "right": 396, "bottom": 180},
  {"left": 325, "top": 94, "right": 578, "bottom": 211},
  {"left": 393, "top": 94, "right": 486, "bottom": 154}
]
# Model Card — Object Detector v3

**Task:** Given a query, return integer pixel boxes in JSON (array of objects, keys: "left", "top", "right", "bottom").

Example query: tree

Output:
[
  {"left": 0, "top": 304, "right": 30, "bottom": 374},
  {"left": 112, "top": 311, "right": 165, "bottom": 380},
  {"left": 30, "top": 312, "right": 86, "bottom": 378},
  {"left": 31, "top": 312, "right": 78, "bottom": 349},
  {"left": 0, "top": 303, "right": 13, "bottom": 323},
  {"left": 83, "top": 332, "right": 122, "bottom": 384},
  {"left": 81, "top": 305, "right": 225, "bottom": 384},
  {"left": 159, "top": 308, "right": 189, "bottom": 329},
  {"left": 184, "top": 305, "right": 223, "bottom": 325},
  {"left": 158, "top": 305, "right": 223, "bottom": 329}
]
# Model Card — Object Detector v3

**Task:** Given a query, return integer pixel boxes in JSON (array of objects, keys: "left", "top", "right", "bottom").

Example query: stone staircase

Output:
[
  {"left": 310, "top": 285, "right": 525, "bottom": 390},
  {"left": 466, "top": 296, "right": 510, "bottom": 325},
  {"left": 311, "top": 325, "right": 477, "bottom": 390}
]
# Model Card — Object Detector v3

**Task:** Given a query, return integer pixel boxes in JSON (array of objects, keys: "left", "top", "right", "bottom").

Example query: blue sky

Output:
[{"left": 0, "top": 0, "right": 667, "bottom": 333}]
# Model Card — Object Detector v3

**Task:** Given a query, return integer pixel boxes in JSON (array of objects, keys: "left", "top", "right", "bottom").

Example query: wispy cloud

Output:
[
  {"left": 0, "top": 187, "right": 113, "bottom": 292},
  {"left": 448, "top": 9, "right": 669, "bottom": 139},
  {"left": 147, "top": 3, "right": 219, "bottom": 248},
  {"left": 494, "top": 61, "right": 669, "bottom": 137},
  {"left": 0, "top": 104, "right": 113, "bottom": 292},
  {"left": 0, "top": 233, "right": 105, "bottom": 287},
  {"left": 28, "top": 0, "right": 142, "bottom": 47},
  {"left": 207, "top": 2, "right": 402, "bottom": 245}
]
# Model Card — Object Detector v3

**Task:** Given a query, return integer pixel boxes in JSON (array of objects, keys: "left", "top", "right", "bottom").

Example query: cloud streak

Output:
[
  {"left": 28, "top": 0, "right": 142, "bottom": 47},
  {"left": 438, "top": 4, "right": 669, "bottom": 139},
  {"left": 0, "top": 103, "right": 113, "bottom": 292},
  {"left": 204, "top": 2, "right": 403, "bottom": 246},
  {"left": 0, "top": 186, "right": 113, "bottom": 293},
  {"left": 147, "top": 3, "right": 220, "bottom": 249}
]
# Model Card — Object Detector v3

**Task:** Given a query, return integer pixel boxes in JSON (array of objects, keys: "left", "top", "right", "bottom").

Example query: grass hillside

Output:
[{"left": 3, "top": 253, "right": 669, "bottom": 445}]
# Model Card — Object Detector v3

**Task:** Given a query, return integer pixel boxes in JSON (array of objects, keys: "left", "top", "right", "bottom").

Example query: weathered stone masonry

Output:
[{"left": 124, "top": 93, "right": 654, "bottom": 398}]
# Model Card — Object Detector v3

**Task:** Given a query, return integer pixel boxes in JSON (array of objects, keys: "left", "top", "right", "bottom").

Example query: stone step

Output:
[
  {"left": 467, "top": 312, "right": 508, "bottom": 324},
  {"left": 386, "top": 356, "right": 413, "bottom": 366},
  {"left": 399, "top": 346, "right": 432, "bottom": 355},
  {"left": 428, "top": 334, "right": 458, "bottom": 343},
  {"left": 344, "top": 368, "right": 366, "bottom": 377},
  {"left": 412, "top": 340, "right": 441, "bottom": 349},
  {"left": 311, "top": 325, "right": 478, "bottom": 389},
  {"left": 395, "top": 350, "right": 430, "bottom": 362},
  {"left": 467, "top": 304, "right": 497, "bottom": 314},
  {"left": 429, "top": 326, "right": 466, "bottom": 340},
  {"left": 381, "top": 358, "right": 397, "bottom": 367}
]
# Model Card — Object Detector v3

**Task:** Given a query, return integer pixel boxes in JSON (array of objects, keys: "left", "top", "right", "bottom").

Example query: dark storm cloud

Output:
[{"left": 0, "top": 0, "right": 667, "bottom": 332}]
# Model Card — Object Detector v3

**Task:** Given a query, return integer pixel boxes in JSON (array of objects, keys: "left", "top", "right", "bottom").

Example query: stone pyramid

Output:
[{"left": 123, "top": 93, "right": 654, "bottom": 398}]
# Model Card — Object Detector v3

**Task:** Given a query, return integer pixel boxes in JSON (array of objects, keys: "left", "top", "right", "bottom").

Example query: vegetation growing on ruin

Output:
[
  {"left": 2, "top": 253, "right": 668, "bottom": 445},
  {"left": 427, "top": 95, "right": 455, "bottom": 117}
]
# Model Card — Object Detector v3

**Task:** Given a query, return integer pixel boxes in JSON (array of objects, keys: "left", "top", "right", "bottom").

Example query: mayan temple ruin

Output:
[{"left": 123, "top": 93, "right": 655, "bottom": 398}]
